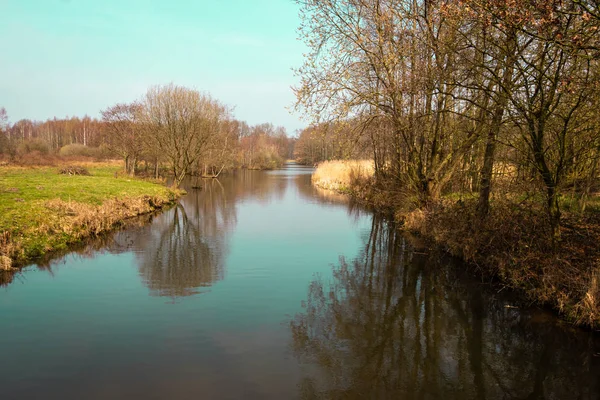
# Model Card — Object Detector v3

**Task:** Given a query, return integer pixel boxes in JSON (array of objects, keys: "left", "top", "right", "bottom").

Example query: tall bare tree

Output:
[
  {"left": 0, "top": 107, "right": 9, "bottom": 156},
  {"left": 101, "top": 102, "right": 144, "bottom": 175},
  {"left": 295, "top": 0, "right": 600, "bottom": 240},
  {"left": 141, "top": 84, "right": 229, "bottom": 187},
  {"left": 295, "top": 0, "right": 481, "bottom": 203}
]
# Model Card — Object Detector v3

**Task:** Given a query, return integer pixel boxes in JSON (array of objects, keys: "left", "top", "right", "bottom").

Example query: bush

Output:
[
  {"left": 0, "top": 133, "right": 12, "bottom": 156},
  {"left": 18, "top": 151, "right": 61, "bottom": 166},
  {"left": 16, "top": 139, "right": 50, "bottom": 156},
  {"left": 59, "top": 143, "right": 108, "bottom": 159}
]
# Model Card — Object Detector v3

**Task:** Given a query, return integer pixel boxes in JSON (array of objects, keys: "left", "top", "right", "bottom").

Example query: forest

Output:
[
  {"left": 0, "top": 84, "right": 294, "bottom": 187},
  {"left": 293, "top": 0, "right": 600, "bottom": 326}
]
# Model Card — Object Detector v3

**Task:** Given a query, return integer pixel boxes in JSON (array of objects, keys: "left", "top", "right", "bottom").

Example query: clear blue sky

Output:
[{"left": 0, "top": 0, "right": 306, "bottom": 134}]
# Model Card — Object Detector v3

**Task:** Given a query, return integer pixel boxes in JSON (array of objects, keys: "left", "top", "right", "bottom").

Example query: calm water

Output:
[{"left": 1, "top": 163, "right": 599, "bottom": 399}]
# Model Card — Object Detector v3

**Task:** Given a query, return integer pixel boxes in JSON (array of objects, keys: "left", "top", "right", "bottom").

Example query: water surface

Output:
[{"left": 1, "top": 163, "right": 599, "bottom": 399}]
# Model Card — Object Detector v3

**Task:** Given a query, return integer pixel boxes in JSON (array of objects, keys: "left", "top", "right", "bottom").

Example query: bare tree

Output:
[
  {"left": 0, "top": 107, "right": 8, "bottom": 132},
  {"left": 101, "top": 102, "right": 144, "bottom": 176},
  {"left": 295, "top": 0, "right": 600, "bottom": 241},
  {"left": 199, "top": 119, "right": 240, "bottom": 178},
  {"left": 491, "top": 0, "right": 600, "bottom": 239},
  {"left": 0, "top": 107, "right": 15, "bottom": 157},
  {"left": 295, "top": 0, "right": 481, "bottom": 203},
  {"left": 141, "top": 84, "right": 229, "bottom": 187}
]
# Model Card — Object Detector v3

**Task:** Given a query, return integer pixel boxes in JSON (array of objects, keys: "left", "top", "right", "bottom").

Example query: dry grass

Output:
[
  {"left": 312, "top": 160, "right": 374, "bottom": 191},
  {"left": 576, "top": 267, "right": 600, "bottom": 326},
  {"left": 401, "top": 199, "right": 600, "bottom": 328},
  {"left": 44, "top": 196, "right": 168, "bottom": 236},
  {"left": 0, "top": 195, "right": 179, "bottom": 269},
  {"left": 0, "top": 255, "right": 12, "bottom": 271},
  {"left": 2, "top": 152, "right": 116, "bottom": 167}
]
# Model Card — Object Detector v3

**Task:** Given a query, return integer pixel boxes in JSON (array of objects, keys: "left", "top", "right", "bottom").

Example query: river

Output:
[{"left": 1, "top": 163, "right": 599, "bottom": 399}]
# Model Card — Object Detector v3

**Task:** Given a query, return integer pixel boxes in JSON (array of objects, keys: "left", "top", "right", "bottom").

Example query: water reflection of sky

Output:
[
  {"left": 0, "top": 164, "right": 373, "bottom": 399},
  {"left": 266, "top": 164, "right": 314, "bottom": 176}
]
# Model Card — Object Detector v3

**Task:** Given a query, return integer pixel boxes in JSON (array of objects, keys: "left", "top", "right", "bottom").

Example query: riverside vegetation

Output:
[
  {"left": 0, "top": 161, "right": 182, "bottom": 271},
  {"left": 312, "top": 160, "right": 600, "bottom": 328},
  {"left": 294, "top": 0, "right": 600, "bottom": 329}
]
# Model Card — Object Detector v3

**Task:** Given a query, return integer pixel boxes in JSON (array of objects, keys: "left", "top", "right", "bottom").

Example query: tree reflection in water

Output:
[
  {"left": 2, "top": 169, "right": 291, "bottom": 295},
  {"left": 115, "top": 170, "right": 288, "bottom": 298},
  {"left": 109, "top": 178, "right": 237, "bottom": 298},
  {"left": 135, "top": 203, "right": 223, "bottom": 297},
  {"left": 291, "top": 215, "right": 600, "bottom": 399}
]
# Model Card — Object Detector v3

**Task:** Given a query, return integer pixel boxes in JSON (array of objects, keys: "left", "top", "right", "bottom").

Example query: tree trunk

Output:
[
  {"left": 129, "top": 157, "right": 136, "bottom": 176},
  {"left": 546, "top": 182, "right": 561, "bottom": 243},
  {"left": 477, "top": 30, "right": 517, "bottom": 219},
  {"left": 533, "top": 133, "right": 562, "bottom": 242},
  {"left": 476, "top": 111, "right": 502, "bottom": 218},
  {"left": 174, "top": 174, "right": 184, "bottom": 188}
]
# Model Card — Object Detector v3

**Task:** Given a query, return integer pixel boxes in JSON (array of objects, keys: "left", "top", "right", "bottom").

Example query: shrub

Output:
[
  {"left": 18, "top": 151, "right": 61, "bottom": 166},
  {"left": 59, "top": 144, "right": 108, "bottom": 159},
  {"left": 16, "top": 139, "right": 50, "bottom": 156},
  {"left": 0, "top": 133, "right": 12, "bottom": 156},
  {"left": 253, "top": 151, "right": 284, "bottom": 170}
]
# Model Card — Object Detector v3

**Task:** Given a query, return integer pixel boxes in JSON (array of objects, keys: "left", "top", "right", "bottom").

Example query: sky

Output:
[{"left": 0, "top": 0, "right": 307, "bottom": 134}]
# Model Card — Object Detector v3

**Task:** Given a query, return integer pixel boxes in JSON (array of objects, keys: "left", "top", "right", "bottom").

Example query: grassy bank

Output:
[
  {"left": 0, "top": 161, "right": 182, "bottom": 269},
  {"left": 313, "top": 160, "right": 600, "bottom": 329}
]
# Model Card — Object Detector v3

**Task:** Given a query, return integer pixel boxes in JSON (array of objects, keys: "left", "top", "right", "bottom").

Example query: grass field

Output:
[{"left": 0, "top": 162, "right": 181, "bottom": 268}]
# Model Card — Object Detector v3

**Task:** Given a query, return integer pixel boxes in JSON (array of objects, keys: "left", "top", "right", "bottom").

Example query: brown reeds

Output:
[{"left": 312, "top": 160, "right": 374, "bottom": 191}]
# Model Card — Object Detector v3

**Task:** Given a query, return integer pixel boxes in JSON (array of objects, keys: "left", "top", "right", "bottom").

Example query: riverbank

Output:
[
  {"left": 312, "top": 160, "right": 600, "bottom": 329},
  {"left": 0, "top": 162, "right": 183, "bottom": 270}
]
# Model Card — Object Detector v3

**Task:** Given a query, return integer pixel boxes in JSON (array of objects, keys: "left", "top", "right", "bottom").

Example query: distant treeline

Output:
[
  {"left": 0, "top": 84, "right": 294, "bottom": 186},
  {"left": 293, "top": 122, "right": 372, "bottom": 165}
]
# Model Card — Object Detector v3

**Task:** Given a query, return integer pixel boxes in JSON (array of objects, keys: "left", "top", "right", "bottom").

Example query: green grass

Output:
[
  {"left": 442, "top": 192, "right": 478, "bottom": 202},
  {"left": 444, "top": 191, "right": 600, "bottom": 214},
  {"left": 0, "top": 162, "right": 181, "bottom": 266},
  {"left": 559, "top": 193, "right": 600, "bottom": 214}
]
